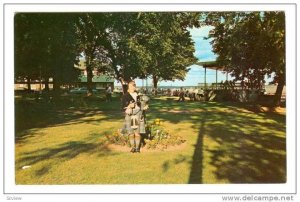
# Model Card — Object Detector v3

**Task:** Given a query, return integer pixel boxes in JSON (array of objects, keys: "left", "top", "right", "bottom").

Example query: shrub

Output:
[
  {"left": 105, "top": 118, "right": 186, "bottom": 151},
  {"left": 104, "top": 131, "right": 130, "bottom": 147}
]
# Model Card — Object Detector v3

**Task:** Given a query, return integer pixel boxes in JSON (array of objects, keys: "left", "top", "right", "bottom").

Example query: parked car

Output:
[
  {"left": 69, "top": 87, "right": 98, "bottom": 94},
  {"left": 14, "top": 87, "right": 35, "bottom": 95}
]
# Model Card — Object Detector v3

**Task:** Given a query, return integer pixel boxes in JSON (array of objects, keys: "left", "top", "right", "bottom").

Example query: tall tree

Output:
[
  {"left": 136, "top": 12, "right": 200, "bottom": 93},
  {"left": 202, "top": 12, "right": 285, "bottom": 105},
  {"left": 106, "top": 13, "right": 151, "bottom": 86},
  {"left": 262, "top": 12, "right": 285, "bottom": 106},
  {"left": 73, "top": 12, "right": 200, "bottom": 94},
  {"left": 15, "top": 13, "right": 80, "bottom": 92},
  {"left": 75, "top": 13, "right": 113, "bottom": 94},
  {"left": 15, "top": 13, "right": 45, "bottom": 91},
  {"left": 43, "top": 13, "right": 80, "bottom": 92}
]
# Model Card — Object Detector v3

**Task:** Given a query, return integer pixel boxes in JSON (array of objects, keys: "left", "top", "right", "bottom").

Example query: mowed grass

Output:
[{"left": 15, "top": 95, "right": 286, "bottom": 184}]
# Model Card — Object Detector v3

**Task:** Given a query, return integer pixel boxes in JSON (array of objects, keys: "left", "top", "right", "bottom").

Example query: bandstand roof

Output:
[{"left": 196, "top": 61, "right": 226, "bottom": 71}]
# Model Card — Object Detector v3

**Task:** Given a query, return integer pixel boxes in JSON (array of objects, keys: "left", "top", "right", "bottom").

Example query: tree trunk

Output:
[
  {"left": 86, "top": 65, "right": 93, "bottom": 96},
  {"left": 26, "top": 77, "right": 31, "bottom": 92},
  {"left": 122, "top": 84, "right": 128, "bottom": 95},
  {"left": 152, "top": 75, "right": 158, "bottom": 95},
  {"left": 117, "top": 78, "right": 127, "bottom": 95},
  {"left": 44, "top": 76, "right": 49, "bottom": 91},
  {"left": 52, "top": 76, "right": 60, "bottom": 92},
  {"left": 273, "top": 77, "right": 285, "bottom": 106},
  {"left": 85, "top": 54, "right": 94, "bottom": 96},
  {"left": 52, "top": 76, "right": 61, "bottom": 101}
]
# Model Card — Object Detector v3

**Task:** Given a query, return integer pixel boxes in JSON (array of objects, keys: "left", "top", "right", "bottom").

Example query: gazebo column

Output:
[
  {"left": 204, "top": 67, "right": 207, "bottom": 89},
  {"left": 215, "top": 68, "right": 218, "bottom": 90}
]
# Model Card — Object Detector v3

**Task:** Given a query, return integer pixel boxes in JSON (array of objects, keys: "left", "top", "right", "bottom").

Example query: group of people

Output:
[{"left": 178, "top": 87, "right": 204, "bottom": 102}]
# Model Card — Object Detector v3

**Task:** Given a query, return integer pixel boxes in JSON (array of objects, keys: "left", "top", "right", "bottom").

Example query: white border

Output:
[{"left": 3, "top": 3, "right": 297, "bottom": 194}]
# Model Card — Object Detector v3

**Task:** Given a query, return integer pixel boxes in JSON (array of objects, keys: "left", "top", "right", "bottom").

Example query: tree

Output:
[
  {"left": 137, "top": 13, "right": 200, "bottom": 93},
  {"left": 15, "top": 12, "right": 201, "bottom": 96},
  {"left": 15, "top": 13, "right": 45, "bottom": 91},
  {"left": 262, "top": 12, "right": 285, "bottom": 106},
  {"left": 90, "top": 12, "right": 200, "bottom": 94},
  {"left": 15, "top": 13, "right": 80, "bottom": 92},
  {"left": 75, "top": 13, "right": 115, "bottom": 94},
  {"left": 202, "top": 12, "right": 285, "bottom": 105},
  {"left": 42, "top": 13, "right": 80, "bottom": 92},
  {"left": 73, "top": 12, "right": 200, "bottom": 94},
  {"left": 106, "top": 13, "right": 151, "bottom": 87}
]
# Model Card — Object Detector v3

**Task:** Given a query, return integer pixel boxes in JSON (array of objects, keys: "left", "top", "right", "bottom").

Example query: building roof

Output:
[{"left": 196, "top": 61, "right": 225, "bottom": 71}]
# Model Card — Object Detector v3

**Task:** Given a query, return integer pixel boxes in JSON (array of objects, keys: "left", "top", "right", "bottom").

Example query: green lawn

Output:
[{"left": 15, "top": 94, "right": 286, "bottom": 184}]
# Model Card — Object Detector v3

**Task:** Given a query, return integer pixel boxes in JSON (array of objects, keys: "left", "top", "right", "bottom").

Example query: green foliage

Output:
[
  {"left": 202, "top": 11, "right": 285, "bottom": 105},
  {"left": 63, "top": 12, "right": 201, "bottom": 90},
  {"left": 15, "top": 13, "right": 80, "bottom": 90},
  {"left": 144, "top": 120, "right": 186, "bottom": 150},
  {"left": 15, "top": 12, "right": 200, "bottom": 94},
  {"left": 136, "top": 13, "right": 200, "bottom": 89},
  {"left": 105, "top": 131, "right": 130, "bottom": 147},
  {"left": 105, "top": 118, "right": 186, "bottom": 151}
]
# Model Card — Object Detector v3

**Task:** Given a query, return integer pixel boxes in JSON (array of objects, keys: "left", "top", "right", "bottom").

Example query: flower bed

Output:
[{"left": 105, "top": 119, "right": 186, "bottom": 151}]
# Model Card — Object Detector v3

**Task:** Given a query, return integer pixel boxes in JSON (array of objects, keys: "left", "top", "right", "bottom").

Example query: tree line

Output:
[
  {"left": 15, "top": 12, "right": 200, "bottom": 94},
  {"left": 15, "top": 12, "right": 285, "bottom": 105}
]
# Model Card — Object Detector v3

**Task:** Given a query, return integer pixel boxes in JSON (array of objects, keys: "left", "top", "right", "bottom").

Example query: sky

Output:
[{"left": 115, "top": 25, "right": 230, "bottom": 87}]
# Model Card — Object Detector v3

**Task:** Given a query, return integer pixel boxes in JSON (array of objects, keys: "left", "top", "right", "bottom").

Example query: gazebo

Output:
[{"left": 196, "top": 61, "right": 228, "bottom": 90}]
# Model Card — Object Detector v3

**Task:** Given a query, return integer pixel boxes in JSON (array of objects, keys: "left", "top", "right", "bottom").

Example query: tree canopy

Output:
[
  {"left": 15, "top": 12, "right": 200, "bottom": 94},
  {"left": 15, "top": 13, "right": 80, "bottom": 91},
  {"left": 15, "top": 11, "right": 285, "bottom": 103},
  {"left": 201, "top": 11, "right": 285, "bottom": 105}
]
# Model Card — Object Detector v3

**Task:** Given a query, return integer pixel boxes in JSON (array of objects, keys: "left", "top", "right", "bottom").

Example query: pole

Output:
[
  {"left": 146, "top": 78, "right": 148, "bottom": 94},
  {"left": 216, "top": 68, "right": 218, "bottom": 90},
  {"left": 39, "top": 66, "right": 42, "bottom": 91},
  {"left": 204, "top": 67, "right": 207, "bottom": 89}
]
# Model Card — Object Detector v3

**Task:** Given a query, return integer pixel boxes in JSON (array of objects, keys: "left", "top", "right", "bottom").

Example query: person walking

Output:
[
  {"left": 106, "top": 86, "right": 112, "bottom": 102},
  {"left": 178, "top": 87, "right": 185, "bottom": 102}
]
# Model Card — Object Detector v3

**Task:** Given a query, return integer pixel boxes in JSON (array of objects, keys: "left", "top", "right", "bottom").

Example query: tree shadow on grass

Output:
[
  {"left": 15, "top": 98, "right": 123, "bottom": 142},
  {"left": 188, "top": 108, "right": 206, "bottom": 183},
  {"left": 160, "top": 108, "right": 206, "bottom": 184},
  {"left": 17, "top": 139, "right": 117, "bottom": 177},
  {"left": 212, "top": 101, "right": 286, "bottom": 124},
  {"left": 203, "top": 108, "right": 286, "bottom": 183},
  {"left": 162, "top": 154, "right": 191, "bottom": 173},
  {"left": 148, "top": 99, "right": 209, "bottom": 125},
  {"left": 160, "top": 100, "right": 286, "bottom": 183}
]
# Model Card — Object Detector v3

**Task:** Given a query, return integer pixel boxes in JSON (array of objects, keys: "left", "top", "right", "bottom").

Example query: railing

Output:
[{"left": 197, "top": 82, "right": 265, "bottom": 91}]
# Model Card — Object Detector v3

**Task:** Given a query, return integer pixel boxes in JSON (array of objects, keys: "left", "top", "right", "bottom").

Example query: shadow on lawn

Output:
[
  {"left": 203, "top": 109, "right": 286, "bottom": 183},
  {"left": 204, "top": 105, "right": 285, "bottom": 183},
  {"left": 188, "top": 108, "right": 205, "bottom": 183},
  {"left": 150, "top": 98, "right": 285, "bottom": 126},
  {"left": 18, "top": 140, "right": 115, "bottom": 177},
  {"left": 16, "top": 96, "right": 286, "bottom": 183},
  {"left": 15, "top": 98, "right": 122, "bottom": 142},
  {"left": 159, "top": 100, "right": 286, "bottom": 183}
]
